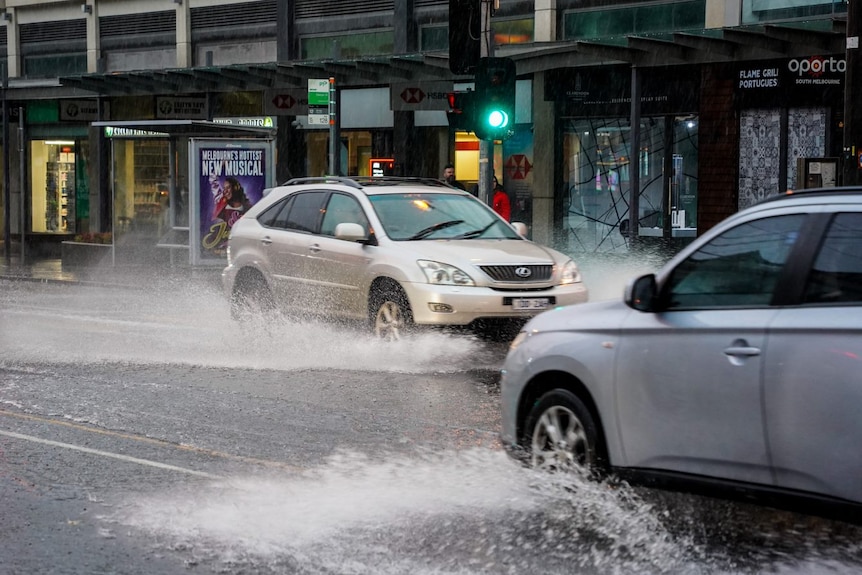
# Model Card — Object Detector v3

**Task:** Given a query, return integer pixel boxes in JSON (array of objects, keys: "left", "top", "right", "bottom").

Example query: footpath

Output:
[{"left": 0, "top": 254, "right": 222, "bottom": 290}]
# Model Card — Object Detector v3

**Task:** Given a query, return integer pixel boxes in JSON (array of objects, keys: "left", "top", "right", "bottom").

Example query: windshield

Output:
[{"left": 368, "top": 193, "right": 521, "bottom": 241}]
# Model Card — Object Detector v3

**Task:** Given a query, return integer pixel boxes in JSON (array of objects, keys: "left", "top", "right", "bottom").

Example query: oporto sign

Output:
[
  {"left": 738, "top": 56, "right": 844, "bottom": 93},
  {"left": 787, "top": 56, "right": 845, "bottom": 87}
]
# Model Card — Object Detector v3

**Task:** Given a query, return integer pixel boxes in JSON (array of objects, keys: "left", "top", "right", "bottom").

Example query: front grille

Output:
[{"left": 479, "top": 264, "right": 553, "bottom": 282}]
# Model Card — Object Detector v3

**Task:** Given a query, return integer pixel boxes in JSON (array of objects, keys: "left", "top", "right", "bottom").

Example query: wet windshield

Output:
[{"left": 368, "top": 193, "right": 521, "bottom": 241}]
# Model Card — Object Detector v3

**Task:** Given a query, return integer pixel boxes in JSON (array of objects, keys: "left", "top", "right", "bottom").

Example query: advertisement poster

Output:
[{"left": 191, "top": 140, "right": 274, "bottom": 264}]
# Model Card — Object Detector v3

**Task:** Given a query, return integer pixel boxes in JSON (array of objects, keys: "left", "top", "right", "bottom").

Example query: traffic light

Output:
[
  {"left": 448, "top": 0, "right": 480, "bottom": 74},
  {"left": 473, "top": 57, "right": 516, "bottom": 141},
  {"left": 446, "top": 90, "right": 476, "bottom": 132}
]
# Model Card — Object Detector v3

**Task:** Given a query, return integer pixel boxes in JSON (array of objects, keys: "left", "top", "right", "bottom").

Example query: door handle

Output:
[
  {"left": 308, "top": 244, "right": 321, "bottom": 253},
  {"left": 260, "top": 236, "right": 272, "bottom": 246},
  {"left": 723, "top": 339, "right": 761, "bottom": 366}
]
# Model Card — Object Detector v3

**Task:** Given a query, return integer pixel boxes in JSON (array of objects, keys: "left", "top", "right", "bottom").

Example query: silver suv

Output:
[
  {"left": 501, "top": 186, "right": 862, "bottom": 508},
  {"left": 222, "top": 177, "right": 588, "bottom": 339}
]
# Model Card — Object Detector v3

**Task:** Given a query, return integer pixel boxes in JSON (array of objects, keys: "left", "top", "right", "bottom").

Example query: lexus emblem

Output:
[{"left": 515, "top": 267, "right": 532, "bottom": 278}]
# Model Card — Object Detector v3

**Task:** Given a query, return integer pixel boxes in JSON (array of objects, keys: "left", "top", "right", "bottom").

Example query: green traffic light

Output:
[{"left": 487, "top": 110, "right": 509, "bottom": 129}]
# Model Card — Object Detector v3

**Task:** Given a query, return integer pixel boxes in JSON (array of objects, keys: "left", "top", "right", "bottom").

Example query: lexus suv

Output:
[
  {"left": 501, "top": 186, "right": 862, "bottom": 510},
  {"left": 222, "top": 176, "right": 588, "bottom": 339}
]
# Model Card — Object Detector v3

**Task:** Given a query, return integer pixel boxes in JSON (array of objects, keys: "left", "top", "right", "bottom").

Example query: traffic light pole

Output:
[{"left": 478, "top": 0, "right": 493, "bottom": 207}]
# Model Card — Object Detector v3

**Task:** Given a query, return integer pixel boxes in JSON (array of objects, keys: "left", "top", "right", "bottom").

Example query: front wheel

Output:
[
  {"left": 370, "top": 286, "right": 413, "bottom": 341},
  {"left": 230, "top": 272, "right": 275, "bottom": 322},
  {"left": 523, "top": 389, "right": 603, "bottom": 473}
]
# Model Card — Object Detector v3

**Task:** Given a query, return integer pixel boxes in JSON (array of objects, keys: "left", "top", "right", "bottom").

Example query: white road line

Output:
[{"left": 0, "top": 429, "right": 222, "bottom": 479}]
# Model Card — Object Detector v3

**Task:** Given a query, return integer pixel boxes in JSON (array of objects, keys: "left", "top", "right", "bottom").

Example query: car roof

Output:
[
  {"left": 756, "top": 186, "right": 862, "bottom": 206},
  {"left": 277, "top": 176, "right": 465, "bottom": 196}
]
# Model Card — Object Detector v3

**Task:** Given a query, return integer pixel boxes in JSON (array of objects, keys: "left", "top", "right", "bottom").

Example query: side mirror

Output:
[
  {"left": 334, "top": 222, "right": 367, "bottom": 242},
  {"left": 624, "top": 273, "right": 658, "bottom": 312},
  {"left": 510, "top": 221, "right": 529, "bottom": 237}
]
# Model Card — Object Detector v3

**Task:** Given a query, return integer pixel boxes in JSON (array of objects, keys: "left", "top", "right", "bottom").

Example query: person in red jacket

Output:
[{"left": 492, "top": 176, "right": 511, "bottom": 222}]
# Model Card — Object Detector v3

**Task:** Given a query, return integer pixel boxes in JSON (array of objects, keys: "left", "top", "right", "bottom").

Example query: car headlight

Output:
[
  {"left": 417, "top": 260, "right": 475, "bottom": 286},
  {"left": 509, "top": 329, "right": 529, "bottom": 351},
  {"left": 559, "top": 259, "right": 582, "bottom": 285}
]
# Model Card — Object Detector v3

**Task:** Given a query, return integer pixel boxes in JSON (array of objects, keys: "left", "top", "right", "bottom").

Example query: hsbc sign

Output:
[
  {"left": 390, "top": 81, "right": 453, "bottom": 111},
  {"left": 264, "top": 89, "right": 309, "bottom": 115}
]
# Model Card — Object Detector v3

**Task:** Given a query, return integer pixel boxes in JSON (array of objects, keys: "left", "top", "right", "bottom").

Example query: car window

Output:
[
  {"left": 281, "top": 191, "right": 327, "bottom": 233},
  {"left": 664, "top": 214, "right": 805, "bottom": 309},
  {"left": 802, "top": 213, "right": 862, "bottom": 304},
  {"left": 258, "top": 196, "right": 293, "bottom": 228},
  {"left": 320, "top": 193, "right": 369, "bottom": 237},
  {"left": 369, "top": 192, "right": 520, "bottom": 240}
]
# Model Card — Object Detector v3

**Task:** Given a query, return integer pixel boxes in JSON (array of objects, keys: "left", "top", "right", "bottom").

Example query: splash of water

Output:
[{"left": 105, "top": 448, "right": 699, "bottom": 575}]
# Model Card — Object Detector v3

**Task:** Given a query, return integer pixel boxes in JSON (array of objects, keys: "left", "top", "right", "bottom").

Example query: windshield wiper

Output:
[
  {"left": 452, "top": 220, "right": 499, "bottom": 239},
  {"left": 407, "top": 219, "right": 465, "bottom": 240}
]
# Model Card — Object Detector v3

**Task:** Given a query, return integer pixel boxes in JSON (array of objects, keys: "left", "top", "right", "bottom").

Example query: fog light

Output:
[{"left": 429, "top": 303, "right": 454, "bottom": 313}]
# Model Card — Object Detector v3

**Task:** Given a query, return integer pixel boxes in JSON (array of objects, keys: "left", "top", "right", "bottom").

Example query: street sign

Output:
[{"left": 308, "top": 79, "right": 330, "bottom": 125}]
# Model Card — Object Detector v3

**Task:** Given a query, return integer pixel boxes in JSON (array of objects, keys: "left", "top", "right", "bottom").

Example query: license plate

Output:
[{"left": 511, "top": 297, "right": 551, "bottom": 310}]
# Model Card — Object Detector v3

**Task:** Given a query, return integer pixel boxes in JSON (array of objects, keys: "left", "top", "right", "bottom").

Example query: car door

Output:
[
  {"left": 264, "top": 191, "right": 327, "bottom": 307},
  {"left": 614, "top": 214, "right": 808, "bottom": 486},
  {"left": 764, "top": 211, "right": 862, "bottom": 503},
  {"left": 305, "top": 192, "right": 374, "bottom": 318}
]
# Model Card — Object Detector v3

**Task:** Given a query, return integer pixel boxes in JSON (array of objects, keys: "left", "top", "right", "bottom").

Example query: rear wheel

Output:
[
  {"left": 369, "top": 285, "right": 413, "bottom": 341},
  {"left": 230, "top": 271, "right": 275, "bottom": 322},
  {"left": 523, "top": 389, "right": 603, "bottom": 473}
]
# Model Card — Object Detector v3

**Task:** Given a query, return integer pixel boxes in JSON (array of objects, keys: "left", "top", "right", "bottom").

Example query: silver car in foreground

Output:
[
  {"left": 222, "top": 177, "right": 588, "bottom": 339},
  {"left": 501, "top": 187, "right": 862, "bottom": 510}
]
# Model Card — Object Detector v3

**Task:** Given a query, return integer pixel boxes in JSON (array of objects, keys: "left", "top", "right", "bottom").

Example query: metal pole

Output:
[
  {"left": 2, "top": 69, "right": 9, "bottom": 260},
  {"left": 628, "top": 68, "right": 641, "bottom": 249},
  {"left": 844, "top": 0, "right": 860, "bottom": 185},
  {"left": 477, "top": 0, "right": 494, "bottom": 206},
  {"left": 328, "top": 76, "right": 336, "bottom": 175},
  {"left": 18, "top": 106, "right": 24, "bottom": 261}
]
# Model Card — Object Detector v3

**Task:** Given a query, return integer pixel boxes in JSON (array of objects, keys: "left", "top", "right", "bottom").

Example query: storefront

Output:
[
  {"left": 734, "top": 55, "right": 845, "bottom": 208},
  {"left": 93, "top": 119, "right": 276, "bottom": 266},
  {"left": 547, "top": 65, "right": 701, "bottom": 254}
]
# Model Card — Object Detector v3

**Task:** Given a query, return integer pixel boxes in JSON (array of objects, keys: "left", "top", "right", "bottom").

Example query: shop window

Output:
[
  {"left": 301, "top": 31, "right": 394, "bottom": 59},
  {"left": 743, "top": 0, "right": 845, "bottom": 24},
  {"left": 421, "top": 25, "right": 448, "bottom": 52},
  {"left": 31, "top": 141, "right": 77, "bottom": 234},
  {"left": 23, "top": 53, "right": 87, "bottom": 78},
  {"left": 493, "top": 18, "right": 534, "bottom": 45},
  {"left": 564, "top": 1, "right": 705, "bottom": 40},
  {"left": 112, "top": 139, "right": 171, "bottom": 240},
  {"left": 562, "top": 115, "right": 699, "bottom": 253}
]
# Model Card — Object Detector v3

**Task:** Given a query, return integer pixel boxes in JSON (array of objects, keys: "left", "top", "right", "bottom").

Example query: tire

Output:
[
  {"left": 230, "top": 271, "right": 275, "bottom": 322},
  {"left": 523, "top": 389, "right": 604, "bottom": 473},
  {"left": 369, "top": 285, "right": 413, "bottom": 341}
]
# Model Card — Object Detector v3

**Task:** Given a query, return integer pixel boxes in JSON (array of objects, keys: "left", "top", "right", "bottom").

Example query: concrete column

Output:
[
  {"left": 86, "top": 3, "right": 101, "bottom": 73},
  {"left": 5, "top": 10, "right": 20, "bottom": 78},
  {"left": 535, "top": 0, "right": 556, "bottom": 42},
  {"left": 176, "top": 1, "right": 192, "bottom": 67},
  {"left": 531, "top": 71, "right": 556, "bottom": 246},
  {"left": 705, "top": 0, "right": 740, "bottom": 28}
]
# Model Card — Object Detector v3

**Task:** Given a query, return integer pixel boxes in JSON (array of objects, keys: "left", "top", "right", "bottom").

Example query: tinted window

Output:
[
  {"left": 283, "top": 192, "right": 327, "bottom": 233},
  {"left": 665, "top": 214, "right": 805, "bottom": 309},
  {"left": 258, "top": 196, "right": 293, "bottom": 228},
  {"left": 320, "top": 193, "right": 369, "bottom": 237},
  {"left": 803, "top": 213, "right": 862, "bottom": 304}
]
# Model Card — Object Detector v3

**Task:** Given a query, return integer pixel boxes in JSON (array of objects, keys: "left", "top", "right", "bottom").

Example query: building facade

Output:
[{"left": 0, "top": 0, "right": 852, "bottom": 263}]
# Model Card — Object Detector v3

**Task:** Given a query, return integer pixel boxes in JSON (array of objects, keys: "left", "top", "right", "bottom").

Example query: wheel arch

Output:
[{"left": 517, "top": 370, "right": 610, "bottom": 464}]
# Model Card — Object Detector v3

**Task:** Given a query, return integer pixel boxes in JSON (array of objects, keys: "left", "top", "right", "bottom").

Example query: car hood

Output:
[
  {"left": 522, "top": 298, "right": 631, "bottom": 333},
  {"left": 410, "top": 238, "right": 569, "bottom": 265}
]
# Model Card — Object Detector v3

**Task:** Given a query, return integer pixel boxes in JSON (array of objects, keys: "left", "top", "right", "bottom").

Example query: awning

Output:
[
  {"left": 91, "top": 119, "right": 276, "bottom": 138},
  {"left": 59, "top": 20, "right": 847, "bottom": 96}
]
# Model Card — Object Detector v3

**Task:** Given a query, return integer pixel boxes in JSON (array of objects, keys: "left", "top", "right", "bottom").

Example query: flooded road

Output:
[{"left": 1, "top": 273, "right": 861, "bottom": 574}]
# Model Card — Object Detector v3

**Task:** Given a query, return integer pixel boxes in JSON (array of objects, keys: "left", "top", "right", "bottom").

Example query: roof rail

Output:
[
  {"left": 757, "top": 186, "right": 862, "bottom": 205},
  {"left": 280, "top": 176, "right": 457, "bottom": 189},
  {"left": 349, "top": 176, "right": 452, "bottom": 187},
  {"left": 282, "top": 176, "right": 363, "bottom": 189}
]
